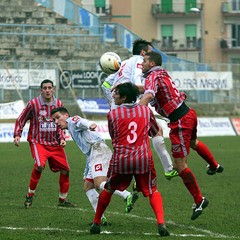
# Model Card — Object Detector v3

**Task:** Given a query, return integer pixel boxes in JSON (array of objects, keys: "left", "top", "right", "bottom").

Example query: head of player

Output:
[
  {"left": 112, "top": 82, "right": 140, "bottom": 105},
  {"left": 142, "top": 51, "right": 163, "bottom": 74},
  {"left": 51, "top": 107, "right": 70, "bottom": 130},
  {"left": 132, "top": 39, "right": 153, "bottom": 56},
  {"left": 40, "top": 79, "right": 55, "bottom": 103}
]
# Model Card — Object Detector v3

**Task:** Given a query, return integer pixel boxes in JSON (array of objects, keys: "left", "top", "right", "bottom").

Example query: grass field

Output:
[{"left": 0, "top": 136, "right": 240, "bottom": 240}]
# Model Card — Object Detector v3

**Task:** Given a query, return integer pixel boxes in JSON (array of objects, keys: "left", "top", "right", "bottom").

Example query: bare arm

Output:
[{"left": 139, "top": 92, "right": 154, "bottom": 106}]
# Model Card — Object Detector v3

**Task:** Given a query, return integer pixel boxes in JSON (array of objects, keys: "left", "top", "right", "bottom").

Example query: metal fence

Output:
[{"left": 0, "top": 61, "right": 239, "bottom": 107}]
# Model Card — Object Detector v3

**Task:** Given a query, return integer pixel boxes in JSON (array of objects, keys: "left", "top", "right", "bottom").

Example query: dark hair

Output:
[
  {"left": 132, "top": 39, "right": 152, "bottom": 55},
  {"left": 51, "top": 107, "right": 69, "bottom": 116},
  {"left": 41, "top": 79, "right": 54, "bottom": 89},
  {"left": 145, "top": 52, "right": 162, "bottom": 66},
  {"left": 115, "top": 82, "right": 140, "bottom": 103}
]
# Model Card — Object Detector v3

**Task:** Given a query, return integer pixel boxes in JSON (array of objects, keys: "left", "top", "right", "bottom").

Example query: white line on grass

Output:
[{"left": 3, "top": 204, "right": 239, "bottom": 239}]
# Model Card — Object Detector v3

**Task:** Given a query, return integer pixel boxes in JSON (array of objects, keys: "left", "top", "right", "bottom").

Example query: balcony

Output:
[
  {"left": 220, "top": 38, "right": 240, "bottom": 52},
  {"left": 151, "top": 37, "right": 200, "bottom": 52},
  {"left": 222, "top": 2, "right": 240, "bottom": 17},
  {"left": 151, "top": 3, "right": 202, "bottom": 18}
]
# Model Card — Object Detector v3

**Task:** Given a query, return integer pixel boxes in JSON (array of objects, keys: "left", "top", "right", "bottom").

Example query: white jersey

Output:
[
  {"left": 102, "top": 55, "right": 144, "bottom": 109},
  {"left": 66, "top": 116, "right": 112, "bottom": 179},
  {"left": 113, "top": 55, "right": 143, "bottom": 86}
]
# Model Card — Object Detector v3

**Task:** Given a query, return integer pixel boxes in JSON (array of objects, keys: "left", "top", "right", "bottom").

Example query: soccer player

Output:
[
  {"left": 13, "top": 79, "right": 76, "bottom": 208},
  {"left": 90, "top": 82, "right": 170, "bottom": 237},
  {"left": 101, "top": 39, "right": 178, "bottom": 180},
  {"left": 139, "top": 51, "right": 224, "bottom": 220},
  {"left": 51, "top": 107, "right": 138, "bottom": 224}
]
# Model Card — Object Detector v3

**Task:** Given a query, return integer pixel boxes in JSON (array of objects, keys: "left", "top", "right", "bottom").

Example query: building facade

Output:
[{"left": 78, "top": 0, "right": 240, "bottom": 65}]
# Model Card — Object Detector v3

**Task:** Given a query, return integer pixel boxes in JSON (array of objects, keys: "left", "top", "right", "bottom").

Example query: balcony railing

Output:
[
  {"left": 151, "top": 3, "right": 202, "bottom": 17},
  {"left": 151, "top": 37, "right": 201, "bottom": 51},
  {"left": 222, "top": 1, "right": 240, "bottom": 15}
]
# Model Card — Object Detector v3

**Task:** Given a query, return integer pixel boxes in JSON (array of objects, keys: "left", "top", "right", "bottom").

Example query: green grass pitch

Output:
[{"left": 0, "top": 136, "right": 239, "bottom": 239}]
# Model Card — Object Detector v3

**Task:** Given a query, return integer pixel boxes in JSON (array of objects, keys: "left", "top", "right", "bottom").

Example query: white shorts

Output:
[{"left": 85, "top": 142, "right": 112, "bottom": 180}]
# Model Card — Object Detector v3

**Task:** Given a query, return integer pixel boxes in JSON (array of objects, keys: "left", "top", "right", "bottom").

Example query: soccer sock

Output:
[
  {"left": 93, "top": 189, "right": 113, "bottom": 225},
  {"left": 114, "top": 190, "right": 131, "bottom": 200},
  {"left": 86, "top": 188, "right": 99, "bottom": 212},
  {"left": 59, "top": 173, "right": 70, "bottom": 199},
  {"left": 179, "top": 168, "right": 202, "bottom": 204},
  {"left": 152, "top": 136, "right": 173, "bottom": 172},
  {"left": 149, "top": 191, "right": 165, "bottom": 224},
  {"left": 28, "top": 168, "right": 42, "bottom": 196},
  {"left": 194, "top": 140, "right": 218, "bottom": 169},
  {"left": 100, "top": 181, "right": 130, "bottom": 200},
  {"left": 99, "top": 181, "right": 106, "bottom": 191}
]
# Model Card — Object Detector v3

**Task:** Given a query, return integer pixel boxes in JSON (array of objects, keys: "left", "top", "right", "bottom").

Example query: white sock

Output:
[
  {"left": 114, "top": 190, "right": 131, "bottom": 200},
  {"left": 152, "top": 136, "right": 173, "bottom": 172},
  {"left": 85, "top": 188, "right": 99, "bottom": 212},
  {"left": 99, "top": 181, "right": 106, "bottom": 191},
  {"left": 100, "top": 181, "right": 130, "bottom": 200}
]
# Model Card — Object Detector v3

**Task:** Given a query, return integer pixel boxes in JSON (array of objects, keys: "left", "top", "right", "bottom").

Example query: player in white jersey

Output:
[
  {"left": 101, "top": 39, "right": 178, "bottom": 180},
  {"left": 51, "top": 107, "right": 138, "bottom": 225}
]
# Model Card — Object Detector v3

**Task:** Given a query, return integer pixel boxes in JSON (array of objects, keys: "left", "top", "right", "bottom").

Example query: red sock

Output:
[
  {"left": 149, "top": 191, "right": 165, "bottom": 224},
  {"left": 29, "top": 168, "right": 42, "bottom": 194},
  {"left": 59, "top": 173, "right": 70, "bottom": 195},
  {"left": 93, "top": 189, "right": 113, "bottom": 224},
  {"left": 179, "top": 168, "right": 202, "bottom": 204},
  {"left": 194, "top": 140, "right": 218, "bottom": 169}
]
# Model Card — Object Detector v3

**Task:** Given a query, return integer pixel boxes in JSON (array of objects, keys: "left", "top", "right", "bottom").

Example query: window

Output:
[
  {"left": 185, "top": 24, "right": 197, "bottom": 48},
  {"left": 185, "top": 0, "right": 197, "bottom": 13},
  {"left": 95, "top": 0, "right": 106, "bottom": 14},
  {"left": 161, "top": 25, "right": 173, "bottom": 48},
  {"left": 231, "top": 24, "right": 240, "bottom": 47},
  {"left": 232, "top": 0, "right": 240, "bottom": 11},
  {"left": 161, "top": 0, "right": 172, "bottom": 13}
]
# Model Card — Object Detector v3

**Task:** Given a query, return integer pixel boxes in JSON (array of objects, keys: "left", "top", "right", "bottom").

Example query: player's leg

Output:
[
  {"left": 24, "top": 143, "right": 46, "bottom": 208},
  {"left": 135, "top": 170, "right": 169, "bottom": 237},
  {"left": 49, "top": 145, "right": 76, "bottom": 207},
  {"left": 191, "top": 139, "right": 224, "bottom": 175},
  {"left": 149, "top": 119, "right": 178, "bottom": 180}
]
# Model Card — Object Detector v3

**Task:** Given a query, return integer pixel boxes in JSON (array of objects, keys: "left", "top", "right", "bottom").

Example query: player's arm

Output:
[
  {"left": 139, "top": 91, "right": 154, "bottom": 106},
  {"left": 13, "top": 102, "right": 32, "bottom": 146}
]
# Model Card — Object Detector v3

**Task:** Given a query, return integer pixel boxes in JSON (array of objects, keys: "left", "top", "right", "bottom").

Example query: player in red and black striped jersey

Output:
[
  {"left": 90, "top": 82, "right": 169, "bottom": 237},
  {"left": 13, "top": 79, "right": 76, "bottom": 208},
  {"left": 140, "top": 51, "right": 224, "bottom": 220}
]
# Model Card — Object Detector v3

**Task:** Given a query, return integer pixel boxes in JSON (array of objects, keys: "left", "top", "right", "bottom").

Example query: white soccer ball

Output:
[{"left": 99, "top": 52, "right": 121, "bottom": 75}]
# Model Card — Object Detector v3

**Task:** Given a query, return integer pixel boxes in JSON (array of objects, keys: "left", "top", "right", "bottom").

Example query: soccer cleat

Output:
[
  {"left": 132, "top": 181, "right": 137, "bottom": 192},
  {"left": 24, "top": 195, "right": 33, "bottom": 209},
  {"left": 191, "top": 197, "right": 209, "bottom": 220},
  {"left": 90, "top": 223, "right": 101, "bottom": 234},
  {"left": 101, "top": 216, "right": 108, "bottom": 226},
  {"left": 58, "top": 199, "right": 77, "bottom": 207},
  {"left": 158, "top": 224, "right": 170, "bottom": 237},
  {"left": 164, "top": 169, "right": 178, "bottom": 180},
  {"left": 125, "top": 192, "right": 139, "bottom": 213},
  {"left": 206, "top": 164, "right": 224, "bottom": 175}
]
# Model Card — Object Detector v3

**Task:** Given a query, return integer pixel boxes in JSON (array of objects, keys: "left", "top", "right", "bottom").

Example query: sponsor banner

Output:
[
  {"left": 59, "top": 70, "right": 108, "bottom": 89},
  {"left": 0, "top": 100, "right": 25, "bottom": 119},
  {"left": 230, "top": 118, "right": 240, "bottom": 135},
  {"left": 1, "top": 117, "right": 236, "bottom": 142},
  {"left": 169, "top": 71, "right": 233, "bottom": 90},
  {"left": 197, "top": 117, "right": 236, "bottom": 136},
  {"left": 77, "top": 98, "right": 109, "bottom": 114},
  {"left": 0, "top": 123, "right": 28, "bottom": 142},
  {"left": 28, "top": 69, "right": 56, "bottom": 87},
  {"left": 0, "top": 69, "right": 56, "bottom": 89}
]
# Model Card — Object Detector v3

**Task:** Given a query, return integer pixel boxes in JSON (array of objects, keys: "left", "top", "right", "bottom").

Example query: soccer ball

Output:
[{"left": 99, "top": 52, "right": 121, "bottom": 75}]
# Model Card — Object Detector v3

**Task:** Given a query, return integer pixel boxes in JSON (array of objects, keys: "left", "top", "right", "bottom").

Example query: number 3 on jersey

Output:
[{"left": 127, "top": 121, "right": 137, "bottom": 143}]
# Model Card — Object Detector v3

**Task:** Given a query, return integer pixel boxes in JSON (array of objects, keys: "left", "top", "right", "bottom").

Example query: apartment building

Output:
[{"left": 79, "top": 0, "right": 240, "bottom": 65}]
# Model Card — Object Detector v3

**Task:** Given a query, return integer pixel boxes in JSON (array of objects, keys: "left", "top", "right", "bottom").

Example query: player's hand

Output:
[
  {"left": 89, "top": 123, "right": 97, "bottom": 131},
  {"left": 60, "top": 139, "right": 66, "bottom": 147},
  {"left": 13, "top": 136, "right": 20, "bottom": 147}
]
